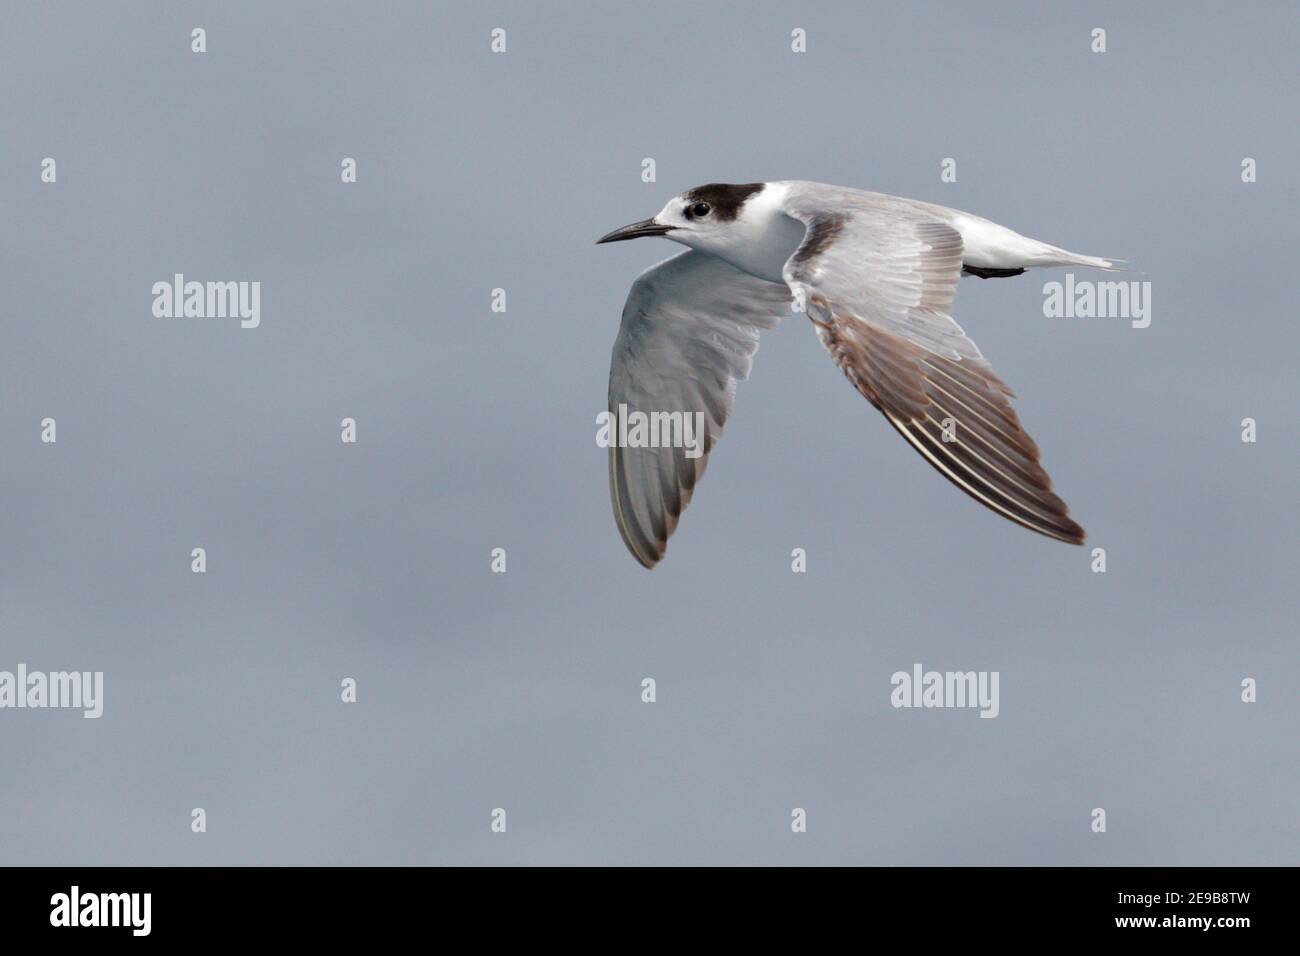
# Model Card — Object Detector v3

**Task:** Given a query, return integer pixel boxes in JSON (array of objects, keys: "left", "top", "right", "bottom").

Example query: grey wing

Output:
[
  {"left": 608, "top": 250, "right": 791, "bottom": 568},
  {"left": 778, "top": 184, "right": 1086, "bottom": 544}
]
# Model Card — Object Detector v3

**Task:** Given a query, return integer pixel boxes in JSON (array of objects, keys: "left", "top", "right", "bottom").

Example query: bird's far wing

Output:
[
  {"left": 608, "top": 250, "right": 791, "bottom": 568},
  {"left": 778, "top": 185, "right": 1085, "bottom": 544}
]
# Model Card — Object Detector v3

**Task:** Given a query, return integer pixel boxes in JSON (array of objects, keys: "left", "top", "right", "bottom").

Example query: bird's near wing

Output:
[
  {"left": 608, "top": 250, "right": 791, "bottom": 568},
  {"left": 778, "top": 187, "right": 1085, "bottom": 544}
]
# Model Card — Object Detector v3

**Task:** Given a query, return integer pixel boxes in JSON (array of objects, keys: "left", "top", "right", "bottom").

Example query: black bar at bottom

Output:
[{"left": 0, "top": 866, "right": 1283, "bottom": 940}]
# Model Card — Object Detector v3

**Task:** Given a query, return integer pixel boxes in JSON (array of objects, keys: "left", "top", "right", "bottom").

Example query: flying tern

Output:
[{"left": 597, "top": 181, "right": 1112, "bottom": 568}]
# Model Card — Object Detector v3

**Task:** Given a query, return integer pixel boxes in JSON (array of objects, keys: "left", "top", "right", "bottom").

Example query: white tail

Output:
[
  {"left": 1030, "top": 243, "right": 1119, "bottom": 271},
  {"left": 950, "top": 216, "right": 1120, "bottom": 272}
]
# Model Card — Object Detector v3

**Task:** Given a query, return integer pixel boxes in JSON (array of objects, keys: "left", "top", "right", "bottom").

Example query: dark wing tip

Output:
[
  {"left": 609, "top": 443, "right": 666, "bottom": 569},
  {"left": 627, "top": 541, "right": 662, "bottom": 570},
  {"left": 1058, "top": 517, "right": 1087, "bottom": 546}
]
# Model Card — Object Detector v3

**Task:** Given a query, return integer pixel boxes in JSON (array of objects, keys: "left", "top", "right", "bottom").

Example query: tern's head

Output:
[{"left": 597, "top": 183, "right": 768, "bottom": 254}]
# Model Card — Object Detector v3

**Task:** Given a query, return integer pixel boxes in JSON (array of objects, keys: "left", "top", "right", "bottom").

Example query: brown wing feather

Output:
[{"left": 809, "top": 296, "right": 1085, "bottom": 544}]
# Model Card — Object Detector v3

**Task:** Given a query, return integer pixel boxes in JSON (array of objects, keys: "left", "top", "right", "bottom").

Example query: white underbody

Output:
[{"left": 665, "top": 181, "right": 1112, "bottom": 285}]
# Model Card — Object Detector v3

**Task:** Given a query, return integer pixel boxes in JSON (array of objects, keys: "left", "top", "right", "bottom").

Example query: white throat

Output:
[{"left": 683, "top": 183, "right": 805, "bottom": 284}]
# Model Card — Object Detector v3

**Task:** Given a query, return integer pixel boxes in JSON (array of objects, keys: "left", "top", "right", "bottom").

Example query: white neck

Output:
[{"left": 687, "top": 183, "right": 805, "bottom": 284}]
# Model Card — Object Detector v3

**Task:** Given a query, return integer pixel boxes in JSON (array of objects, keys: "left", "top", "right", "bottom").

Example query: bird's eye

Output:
[{"left": 687, "top": 202, "right": 711, "bottom": 219}]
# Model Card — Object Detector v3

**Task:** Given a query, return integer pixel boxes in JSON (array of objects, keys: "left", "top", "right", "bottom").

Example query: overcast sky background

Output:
[{"left": 1, "top": 1, "right": 1295, "bottom": 865}]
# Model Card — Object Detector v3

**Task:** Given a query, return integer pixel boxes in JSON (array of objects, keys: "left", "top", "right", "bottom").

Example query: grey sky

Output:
[{"left": 1, "top": 1, "right": 1295, "bottom": 865}]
